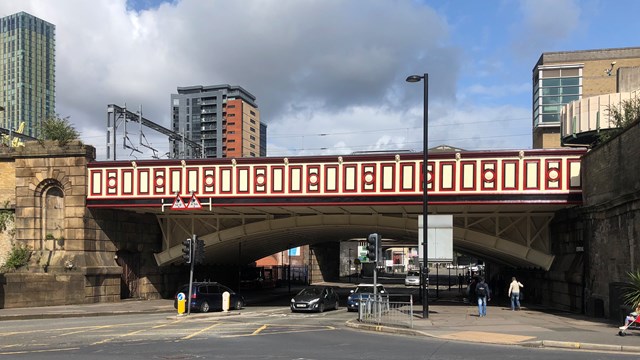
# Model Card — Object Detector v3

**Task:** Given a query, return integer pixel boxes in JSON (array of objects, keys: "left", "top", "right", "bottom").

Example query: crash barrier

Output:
[{"left": 358, "top": 294, "right": 414, "bottom": 329}]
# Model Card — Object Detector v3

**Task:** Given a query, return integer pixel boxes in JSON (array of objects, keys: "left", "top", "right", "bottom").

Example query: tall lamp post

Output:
[{"left": 406, "top": 73, "right": 429, "bottom": 319}]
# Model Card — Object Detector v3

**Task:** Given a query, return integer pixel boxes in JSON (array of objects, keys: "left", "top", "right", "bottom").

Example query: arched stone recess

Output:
[
  {"left": 154, "top": 213, "right": 555, "bottom": 270},
  {"left": 33, "top": 178, "right": 71, "bottom": 252}
]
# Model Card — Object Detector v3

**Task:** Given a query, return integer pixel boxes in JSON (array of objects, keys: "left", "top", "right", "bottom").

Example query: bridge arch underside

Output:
[{"left": 152, "top": 203, "right": 561, "bottom": 270}]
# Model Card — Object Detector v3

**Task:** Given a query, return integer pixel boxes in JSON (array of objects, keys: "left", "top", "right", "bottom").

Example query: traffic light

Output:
[
  {"left": 195, "top": 237, "right": 205, "bottom": 264},
  {"left": 182, "top": 238, "right": 192, "bottom": 264},
  {"left": 367, "top": 233, "right": 378, "bottom": 262}
]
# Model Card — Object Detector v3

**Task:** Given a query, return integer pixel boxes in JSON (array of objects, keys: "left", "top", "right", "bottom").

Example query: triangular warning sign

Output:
[
  {"left": 187, "top": 194, "right": 202, "bottom": 209},
  {"left": 171, "top": 195, "right": 186, "bottom": 210}
]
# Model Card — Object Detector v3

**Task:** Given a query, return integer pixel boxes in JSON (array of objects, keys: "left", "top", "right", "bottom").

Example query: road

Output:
[{"left": 0, "top": 304, "right": 636, "bottom": 359}]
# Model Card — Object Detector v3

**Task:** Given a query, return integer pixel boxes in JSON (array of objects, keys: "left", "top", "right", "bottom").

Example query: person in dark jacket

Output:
[{"left": 475, "top": 277, "right": 491, "bottom": 317}]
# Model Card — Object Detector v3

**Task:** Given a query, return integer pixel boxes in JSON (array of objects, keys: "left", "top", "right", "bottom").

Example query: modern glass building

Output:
[
  {"left": 532, "top": 47, "right": 640, "bottom": 149},
  {"left": 0, "top": 12, "right": 55, "bottom": 138},
  {"left": 170, "top": 85, "right": 266, "bottom": 159}
]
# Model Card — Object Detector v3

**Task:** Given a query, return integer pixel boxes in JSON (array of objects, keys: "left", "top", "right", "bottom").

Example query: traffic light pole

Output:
[{"left": 186, "top": 237, "right": 195, "bottom": 315}]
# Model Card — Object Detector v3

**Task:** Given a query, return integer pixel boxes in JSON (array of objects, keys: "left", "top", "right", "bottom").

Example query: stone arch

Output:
[{"left": 34, "top": 179, "right": 67, "bottom": 251}]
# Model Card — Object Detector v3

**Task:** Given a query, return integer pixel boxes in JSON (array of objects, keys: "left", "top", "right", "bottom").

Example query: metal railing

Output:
[{"left": 358, "top": 294, "right": 413, "bottom": 329}]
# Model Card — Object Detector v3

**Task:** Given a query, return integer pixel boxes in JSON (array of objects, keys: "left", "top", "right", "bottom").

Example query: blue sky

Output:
[{"left": 3, "top": 0, "right": 640, "bottom": 159}]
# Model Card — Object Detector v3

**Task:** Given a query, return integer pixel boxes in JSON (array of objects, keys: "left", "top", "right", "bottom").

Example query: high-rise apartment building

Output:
[
  {"left": 0, "top": 12, "right": 55, "bottom": 138},
  {"left": 532, "top": 47, "right": 640, "bottom": 149},
  {"left": 170, "top": 85, "right": 266, "bottom": 159}
]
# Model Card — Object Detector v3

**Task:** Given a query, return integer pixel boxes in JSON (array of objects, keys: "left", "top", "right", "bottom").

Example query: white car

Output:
[{"left": 404, "top": 271, "right": 421, "bottom": 286}]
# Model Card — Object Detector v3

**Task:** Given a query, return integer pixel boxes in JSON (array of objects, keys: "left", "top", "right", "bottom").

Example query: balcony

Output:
[{"left": 561, "top": 90, "right": 639, "bottom": 146}]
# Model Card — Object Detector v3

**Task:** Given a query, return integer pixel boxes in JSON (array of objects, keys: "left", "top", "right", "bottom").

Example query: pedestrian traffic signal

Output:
[
  {"left": 367, "top": 233, "right": 379, "bottom": 262},
  {"left": 182, "top": 238, "right": 192, "bottom": 264}
]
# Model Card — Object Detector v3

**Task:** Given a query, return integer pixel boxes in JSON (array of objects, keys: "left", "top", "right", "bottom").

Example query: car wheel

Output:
[
  {"left": 234, "top": 299, "right": 244, "bottom": 310},
  {"left": 200, "top": 301, "right": 210, "bottom": 313},
  {"left": 318, "top": 303, "right": 325, "bottom": 313}
]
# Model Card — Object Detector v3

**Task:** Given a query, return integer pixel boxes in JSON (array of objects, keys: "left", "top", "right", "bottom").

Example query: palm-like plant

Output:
[{"left": 622, "top": 270, "right": 640, "bottom": 309}]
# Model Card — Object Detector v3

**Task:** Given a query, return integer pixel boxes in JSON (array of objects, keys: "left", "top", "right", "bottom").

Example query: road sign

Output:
[
  {"left": 171, "top": 195, "right": 186, "bottom": 210},
  {"left": 187, "top": 193, "right": 202, "bottom": 209},
  {"left": 177, "top": 292, "right": 185, "bottom": 301}
]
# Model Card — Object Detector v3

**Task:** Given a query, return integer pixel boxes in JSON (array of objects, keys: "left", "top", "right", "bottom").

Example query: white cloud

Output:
[{"left": 0, "top": 0, "right": 535, "bottom": 160}]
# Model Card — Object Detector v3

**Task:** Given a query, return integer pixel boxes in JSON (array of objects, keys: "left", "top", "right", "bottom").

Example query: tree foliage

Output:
[
  {"left": 601, "top": 97, "right": 640, "bottom": 143},
  {"left": 39, "top": 115, "right": 80, "bottom": 146}
]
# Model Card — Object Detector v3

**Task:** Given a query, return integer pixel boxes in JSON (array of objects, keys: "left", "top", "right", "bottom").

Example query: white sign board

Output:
[{"left": 418, "top": 215, "right": 453, "bottom": 263}]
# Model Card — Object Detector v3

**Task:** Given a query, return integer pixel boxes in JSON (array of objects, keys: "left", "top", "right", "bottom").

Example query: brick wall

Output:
[{"left": 0, "top": 154, "right": 15, "bottom": 208}]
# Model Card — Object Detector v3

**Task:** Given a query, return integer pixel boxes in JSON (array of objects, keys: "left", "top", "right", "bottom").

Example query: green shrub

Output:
[
  {"left": 0, "top": 209, "right": 13, "bottom": 232},
  {"left": 1, "top": 244, "right": 31, "bottom": 272},
  {"left": 622, "top": 270, "right": 640, "bottom": 309}
]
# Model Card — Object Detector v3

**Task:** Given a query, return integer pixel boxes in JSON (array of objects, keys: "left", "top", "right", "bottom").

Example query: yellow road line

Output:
[
  {"left": 252, "top": 324, "right": 268, "bottom": 335},
  {"left": 0, "top": 347, "right": 80, "bottom": 355},
  {"left": 224, "top": 327, "right": 334, "bottom": 338},
  {"left": 180, "top": 322, "right": 222, "bottom": 340},
  {"left": 91, "top": 319, "right": 183, "bottom": 345},
  {"left": 0, "top": 320, "right": 162, "bottom": 337}
]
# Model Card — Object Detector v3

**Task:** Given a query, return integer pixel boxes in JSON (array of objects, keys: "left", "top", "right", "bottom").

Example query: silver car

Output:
[{"left": 405, "top": 271, "right": 421, "bottom": 286}]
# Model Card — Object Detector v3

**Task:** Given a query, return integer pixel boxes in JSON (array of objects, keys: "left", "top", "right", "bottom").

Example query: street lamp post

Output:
[{"left": 406, "top": 73, "right": 429, "bottom": 319}]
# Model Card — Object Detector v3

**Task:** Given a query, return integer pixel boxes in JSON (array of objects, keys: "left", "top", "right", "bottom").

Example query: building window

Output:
[
  {"left": 533, "top": 66, "right": 582, "bottom": 127},
  {"left": 250, "top": 127, "right": 256, "bottom": 132}
]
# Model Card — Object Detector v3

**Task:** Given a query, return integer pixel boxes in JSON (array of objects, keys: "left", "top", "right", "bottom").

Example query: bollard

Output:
[
  {"left": 177, "top": 292, "right": 186, "bottom": 315},
  {"left": 222, "top": 291, "right": 230, "bottom": 312}
]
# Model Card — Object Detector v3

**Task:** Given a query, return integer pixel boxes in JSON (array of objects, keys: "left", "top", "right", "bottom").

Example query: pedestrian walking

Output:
[
  {"left": 458, "top": 273, "right": 464, "bottom": 292},
  {"left": 475, "top": 277, "right": 491, "bottom": 317},
  {"left": 508, "top": 277, "right": 524, "bottom": 311}
]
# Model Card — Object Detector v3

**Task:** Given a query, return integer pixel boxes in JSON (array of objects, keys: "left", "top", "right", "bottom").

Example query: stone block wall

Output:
[
  {"left": 0, "top": 273, "right": 85, "bottom": 308},
  {"left": 0, "top": 153, "right": 15, "bottom": 208},
  {"left": 576, "top": 119, "right": 640, "bottom": 318}
]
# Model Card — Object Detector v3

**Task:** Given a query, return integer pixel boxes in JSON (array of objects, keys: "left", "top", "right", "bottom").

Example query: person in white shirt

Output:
[{"left": 508, "top": 277, "right": 524, "bottom": 311}]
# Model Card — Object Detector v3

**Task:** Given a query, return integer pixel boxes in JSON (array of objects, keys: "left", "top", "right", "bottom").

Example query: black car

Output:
[
  {"left": 174, "top": 282, "right": 244, "bottom": 313},
  {"left": 290, "top": 286, "right": 339, "bottom": 313}
]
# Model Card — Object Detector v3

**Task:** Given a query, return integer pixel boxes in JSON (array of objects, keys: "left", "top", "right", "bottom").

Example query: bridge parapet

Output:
[{"left": 87, "top": 149, "right": 586, "bottom": 207}]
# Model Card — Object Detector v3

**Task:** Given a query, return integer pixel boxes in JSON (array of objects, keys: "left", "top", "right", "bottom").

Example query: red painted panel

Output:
[
  {"left": 501, "top": 160, "right": 518, "bottom": 191},
  {"left": 106, "top": 170, "right": 118, "bottom": 195},
  {"left": 121, "top": 169, "right": 134, "bottom": 195},
  {"left": 545, "top": 158, "right": 562, "bottom": 190},
  {"left": 524, "top": 160, "right": 540, "bottom": 190},
  {"left": 289, "top": 165, "right": 303, "bottom": 193},
  {"left": 460, "top": 161, "right": 476, "bottom": 191},
  {"left": 271, "top": 166, "right": 285, "bottom": 193},
  {"left": 324, "top": 165, "right": 339, "bottom": 193},
  {"left": 137, "top": 169, "right": 150, "bottom": 195},
  {"left": 169, "top": 167, "right": 182, "bottom": 195},
  {"left": 439, "top": 161, "right": 456, "bottom": 191},
  {"left": 219, "top": 166, "right": 234, "bottom": 194},
  {"left": 379, "top": 163, "right": 396, "bottom": 192},
  {"left": 343, "top": 164, "right": 358, "bottom": 192},
  {"left": 361, "top": 163, "right": 376, "bottom": 192},
  {"left": 400, "top": 163, "right": 415, "bottom": 192},
  {"left": 307, "top": 165, "right": 320, "bottom": 193},
  {"left": 254, "top": 166, "right": 268, "bottom": 193},
  {"left": 202, "top": 167, "right": 216, "bottom": 195},
  {"left": 153, "top": 169, "right": 165, "bottom": 195},
  {"left": 481, "top": 160, "right": 497, "bottom": 191},
  {"left": 90, "top": 170, "right": 103, "bottom": 196}
]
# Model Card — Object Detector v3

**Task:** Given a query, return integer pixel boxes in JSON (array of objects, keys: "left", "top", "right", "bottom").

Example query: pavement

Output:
[{"left": 1, "top": 285, "right": 639, "bottom": 355}]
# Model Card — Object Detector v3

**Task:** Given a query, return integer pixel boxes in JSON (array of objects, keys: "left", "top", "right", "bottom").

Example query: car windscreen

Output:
[
  {"left": 298, "top": 288, "right": 322, "bottom": 296},
  {"left": 407, "top": 271, "right": 420, "bottom": 276}
]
